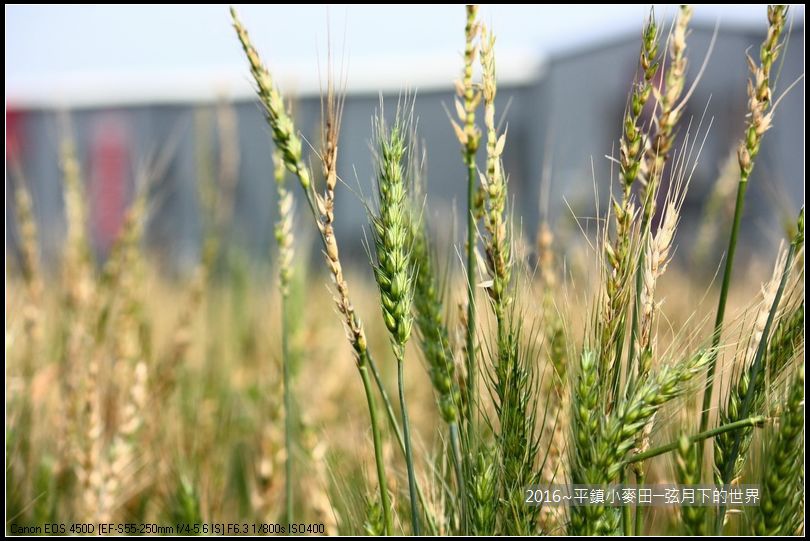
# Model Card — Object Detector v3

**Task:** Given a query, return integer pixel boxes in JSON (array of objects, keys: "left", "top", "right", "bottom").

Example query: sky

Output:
[{"left": 6, "top": 5, "right": 802, "bottom": 106}]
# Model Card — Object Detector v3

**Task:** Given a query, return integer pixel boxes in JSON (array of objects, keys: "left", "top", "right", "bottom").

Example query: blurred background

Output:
[{"left": 6, "top": 5, "right": 805, "bottom": 277}]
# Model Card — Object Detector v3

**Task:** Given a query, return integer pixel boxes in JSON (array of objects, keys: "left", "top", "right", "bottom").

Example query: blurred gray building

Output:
[{"left": 7, "top": 22, "right": 805, "bottom": 276}]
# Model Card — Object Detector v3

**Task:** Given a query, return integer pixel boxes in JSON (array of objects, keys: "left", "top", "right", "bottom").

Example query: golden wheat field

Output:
[{"left": 6, "top": 4, "right": 806, "bottom": 537}]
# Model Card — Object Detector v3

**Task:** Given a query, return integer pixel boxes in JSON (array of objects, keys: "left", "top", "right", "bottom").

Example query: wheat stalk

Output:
[
  {"left": 699, "top": 4, "right": 788, "bottom": 447},
  {"left": 369, "top": 109, "right": 419, "bottom": 534},
  {"left": 408, "top": 199, "right": 468, "bottom": 530},
  {"left": 451, "top": 5, "right": 482, "bottom": 436},
  {"left": 600, "top": 13, "right": 658, "bottom": 383},
  {"left": 230, "top": 11, "right": 448, "bottom": 532},
  {"left": 273, "top": 148, "right": 296, "bottom": 523},
  {"left": 715, "top": 207, "right": 803, "bottom": 532},
  {"left": 230, "top": 10, "right": 402, "bottom": 532}
]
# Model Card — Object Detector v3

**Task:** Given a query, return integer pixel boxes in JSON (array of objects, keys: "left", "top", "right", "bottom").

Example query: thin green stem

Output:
[
  {"left": 398, "top": 356, "right": 421, "bottom": 535},
  {"left": 367, "top": 352, "right": 403, "bottom": 442},
  {"left": 698, "top": 181, "right": 748, "bottom": 449},
  {"left": 449, "top": 422, "right": 468, "bottom": 534},
  {"left": 281, "top": 290, "right": 294, "bottom": 524},
  {"left": 302, "top": 179, "right": 437, "bottom": 533},
  {"left": 620, "top": 469, "right": 632, "bottom": 535},
  {"left": 634, "top": 471, "right": 645, "bottom": 535},
  {"left": 358, "top": 364, "right": 393, "bottom": 535},
  {"left": 465, "top": 160, "right": 478, "bottom": 439},
  {"left": 366, "top": 350, "right": 438, "bottom": 535},
  {"left": 624, "top": 415, "right": 766, "bottom": 466},
  {"left": 627, "top": 215, "right": 653, "bottom": 533},
  {"left": 626, "top": 211, "right": 655, "bottom": 398}
]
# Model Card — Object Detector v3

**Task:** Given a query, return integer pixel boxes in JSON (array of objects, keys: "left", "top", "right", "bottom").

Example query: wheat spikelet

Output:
[
  {"left": 640, "top": 5, "right": 692, "bottom": 220},
  {"left": 251, "top": 418, "right": 285, "bottom": 521},
  {"left": 736, "top": 5, "right": 787, "bottom": 183},
  {"left": 619, "top": 14, "right": 659, "bottom": 192},
  {"left": 11, "top": 171, "right": 44, "bottom": 398},
  {"left": 766, "top": 301, "right": 804, "bottom": 383},
  {"left": 451, "top": 5, "right": 481, "bottom": 155},
  {"left": 469, "top": 445, "right": 497, "bottom": 535},
  {"left": 637, "top": 201, "right": 678, "bottom": 375},
  {"left": 370, "top": 111, "right": 415, "bottom": 351},
  {"left": 369, "top": 108, "right": 421, "bottom": 533},
  {"left": 312, "top": 75, "right": 371, "bottom": 364},
  {"left": 479, "top": 25, "right": 511, "bottom": 312},
  {"left": 538, "top": 389, "right": 568, "bottom": 533},
  {"left": 675, "top": 430, "right": 708, "bottom": 535},
  {"left": 57, "top": 136, "right": 100, "bottom": 493},
  {"left": 230, "top": 7, "right": 310, "bottom": 190},
  {"left": 571, "top": 350, "right": 710, "bottom": 534},
  {"left": 104, "top": 360, "right": 148, "bottom": 512},
  {"left": 60, "top": 137, "right": 94, "bottom": 311},
  {"left": 754, "top": 368, "right": 804, "bottom": 535},
  {"left": 77, "top": 355, "right": 109, "bottom": 523},
  {"left": 600, "top": 13, "right": 658, "bottom": 374},
  {"left": 363, "top": 494, "right": 385, "bottom": 536},
  {"left": 409, "top": 219, "right": 460, "bottom": 424}
]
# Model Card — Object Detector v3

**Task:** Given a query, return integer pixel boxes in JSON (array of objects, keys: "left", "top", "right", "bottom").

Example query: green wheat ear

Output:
[
  {"left": 370, "top": 111, "right": 415, "bottom": 350},
  {"left": 230, "top": 6, "right": 311, "bottom": 190},
  {"left": 675, "top": 431, "right": 708, "bottom": 535},
  {"left": 369, "top": 105, "right": 421, "bottom": 534},
  {"left": 754, "top": 368, "right": 804, "bottom": 535}
]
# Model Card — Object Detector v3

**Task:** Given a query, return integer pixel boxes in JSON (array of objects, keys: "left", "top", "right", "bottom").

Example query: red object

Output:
[
  {"left": 90, "top": 115, "right": 131, "bottom": 253},
  {"left": 6, "top": 108, "right": 26, "bottom": 163}
]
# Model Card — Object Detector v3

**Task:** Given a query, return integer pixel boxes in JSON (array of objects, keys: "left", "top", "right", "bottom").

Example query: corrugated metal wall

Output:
[{"left": 7, "top": 25, "right": 804, "bottom": 276}]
